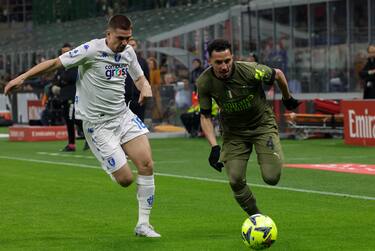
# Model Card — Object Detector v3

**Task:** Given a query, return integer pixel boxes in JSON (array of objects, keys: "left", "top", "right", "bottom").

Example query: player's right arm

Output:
[
  {"left": 200, "top": 113, "right": 217, "bottom": 146},
  {"left": 197, "top": 75, "right": 223, "bottom": 172},
  {"left": 197, "top": 75, "right": 217, "bottom": 147},
  {"left": 4, "top": 58, "right": 63, "bottom": 95}
]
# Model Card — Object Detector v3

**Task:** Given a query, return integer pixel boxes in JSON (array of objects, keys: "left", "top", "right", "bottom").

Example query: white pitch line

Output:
[
  {"left": 0, "top": 155, "right": 374, "bottom": 201},
  {"left": 36, "top": 152, "right": 187, "bottom": 164},
  {"left": 0, "top": 133, "right": 8, "bottom": 138},
  {"left": 37, "top": 152, "right": 96, "bottom": 159}
]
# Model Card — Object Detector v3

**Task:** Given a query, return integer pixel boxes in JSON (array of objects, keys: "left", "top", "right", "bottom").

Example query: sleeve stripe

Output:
[{"left": 200, "top": 108, "right": 212, "bottom": 116}]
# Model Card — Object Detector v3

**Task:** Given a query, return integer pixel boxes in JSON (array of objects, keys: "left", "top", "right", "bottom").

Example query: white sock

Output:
[{"left": 136, "top": 175, "right": 155, "bottom": 226}]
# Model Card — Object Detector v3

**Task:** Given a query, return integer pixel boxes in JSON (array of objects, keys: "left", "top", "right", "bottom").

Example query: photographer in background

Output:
[
  {"left": 125, "top": 38, "right": 150, "bottom": 121},
  {"left": 359, "top": 45, "right": 375, "bottom": 99},
  {"left": 55, "top": 43, "right": 87, "bottom": 151}
]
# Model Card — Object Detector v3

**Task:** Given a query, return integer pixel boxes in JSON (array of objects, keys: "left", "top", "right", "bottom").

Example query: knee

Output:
[
  {"left": 229, "top": 178, "right": 247, "bottom": 192},
  {"left": 262, "top": 173, "right": 281, "bottom": 186},
  {"left": 137, "top": 159, "right": 154, "bottom": 175},
  {"left": 117, "top": 176, "right": 134, "bottom": 187}
]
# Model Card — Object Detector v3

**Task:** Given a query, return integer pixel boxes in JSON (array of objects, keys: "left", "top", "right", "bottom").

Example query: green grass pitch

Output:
[{"left": 0, "top": 134, "right": 374, "bottom": 250}]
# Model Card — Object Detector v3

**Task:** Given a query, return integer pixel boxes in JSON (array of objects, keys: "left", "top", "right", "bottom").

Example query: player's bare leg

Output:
[
  {"left": 112, "top": 163, "right": 134, "bottom": 187},
  {"left": 122, "top": 134, "right": 161, "bottom": 238}
]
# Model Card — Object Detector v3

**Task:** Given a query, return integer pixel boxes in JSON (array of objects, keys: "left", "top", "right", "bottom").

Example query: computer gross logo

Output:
[{"left": 105, "top": 64, "right": 128, "bottom": 80}]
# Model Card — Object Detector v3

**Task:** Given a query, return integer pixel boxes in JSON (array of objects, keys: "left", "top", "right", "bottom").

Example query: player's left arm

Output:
[
  {"left": 274, "top": 68, "right": 300, "bottom": 110},
  {"left": 274, "top": 69, "right": 291, "bottom": 100},
  {"left": 134, "top": 75, "right": 152, "bottom": 105},
  {"left": 4, "top": 58, "right": 63, "bottom": 95}
]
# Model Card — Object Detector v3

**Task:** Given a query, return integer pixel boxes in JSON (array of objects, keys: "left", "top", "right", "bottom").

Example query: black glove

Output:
[
  {"left": 209, "top": 145, "right": 224, "bottom": 172},
  {"left": 282, "top": 96, "right": 301, "bottom": 110}
]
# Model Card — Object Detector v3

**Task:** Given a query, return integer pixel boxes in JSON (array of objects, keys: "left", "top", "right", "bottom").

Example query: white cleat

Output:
[{"left": 134, "top": 224, "right": 161, "bottom": 238}]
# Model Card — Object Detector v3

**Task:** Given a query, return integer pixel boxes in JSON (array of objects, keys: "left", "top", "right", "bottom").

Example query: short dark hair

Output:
[
  {"left": 108, "top": 15, "right": 132, "bottom": 30},
  {"left": 192, "top": 58, "right": 201, "bottom": 65},
  {"left": 249, "top": 51, "right": 258, "bottom": 62},
  {"left": 207, "top": 39, "right": 231, "bottom": 57},
  {"left": 62, "top": 43, "right": 72, "bottom": 48}
]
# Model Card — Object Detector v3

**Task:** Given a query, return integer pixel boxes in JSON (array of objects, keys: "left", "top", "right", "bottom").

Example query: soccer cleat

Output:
[
  {"left": 61, "top": 144, "right": 76, "bottom": 152},
  {"left": 134, "top": 224, "right": 161, "bottom": 238}
]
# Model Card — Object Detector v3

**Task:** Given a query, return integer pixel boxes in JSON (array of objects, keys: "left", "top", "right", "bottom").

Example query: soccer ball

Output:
[{"left": 241, "top": 214, "right": 278, "bottom": 250}]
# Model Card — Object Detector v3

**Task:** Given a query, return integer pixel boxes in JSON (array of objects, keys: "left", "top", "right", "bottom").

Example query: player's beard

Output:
[
  {"left": 220, "top": 71, "right": 230, "bottom": 79},
  {"left": 115, "top": 44, "right": 126, "bottom": 52},
  {"left": 216, "top": 68, "right": 232, "bottom": 80}
]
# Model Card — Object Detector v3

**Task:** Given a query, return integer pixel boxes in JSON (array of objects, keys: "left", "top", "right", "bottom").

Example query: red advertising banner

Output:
[
  {"left": 9, "top": 125, "right": 68, "bottom": 142},
  {"left": 342, "top": 100, "right": 375, "bottom": 146}
]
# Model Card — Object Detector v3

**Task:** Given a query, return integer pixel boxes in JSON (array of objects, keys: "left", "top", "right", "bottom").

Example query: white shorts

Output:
[{"left": 83, "top": 110, "right": 149, "bottom": 174}]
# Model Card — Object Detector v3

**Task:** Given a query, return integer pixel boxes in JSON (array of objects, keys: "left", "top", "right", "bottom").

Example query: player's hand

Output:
[
  {"left": 4, "top": 76, "right": 24, "bottom": 95},
  {"left": 138, "top": 83, "right": 152, "bottom": 105},
  {"left": 282, "top": 96, "right": 300, "bottom": 110},
  {"left": 209, "top": 145, "right": 224, "bottom": 172}
]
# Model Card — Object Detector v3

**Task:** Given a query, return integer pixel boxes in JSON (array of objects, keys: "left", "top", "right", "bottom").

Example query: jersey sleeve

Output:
[
  {"left": 59, "top": 42, "right": 95, "bottom": 69},
  {"left": 127, "top": 47, "right": 144, "bottom": 81},
  {"left": 248, "top": 62, "right": 275, "bottom": 86}
]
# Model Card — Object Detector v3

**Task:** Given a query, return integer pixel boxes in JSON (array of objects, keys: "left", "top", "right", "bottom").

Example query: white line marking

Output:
[
  {"left": 0, "top": 133, "right": 8, "bottom": 138},
  {"left": 0, "top": 155, "right": 374, "bottom": 201},
  {"left": 35, "top": 152, "right": 187, "bottom": 164},
  {"left": 37, "top": 152, "right": 96, "bottom": 159}
]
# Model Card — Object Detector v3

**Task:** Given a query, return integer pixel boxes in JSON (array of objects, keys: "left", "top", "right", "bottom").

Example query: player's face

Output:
[
  {"left": 107, "top": 28, "right": 132, "bottom": 53},
  {"left": 369, "top": 45, "right": 375, "bottom": 58},
  {"left": 209, "top": 49, "right": 233, "bottom": 79}
]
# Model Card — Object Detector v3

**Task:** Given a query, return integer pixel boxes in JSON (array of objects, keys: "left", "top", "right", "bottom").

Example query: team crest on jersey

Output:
[
  {"left": 69, "top": 49, "right": 80, "bottom": 58},
  {"left": 114, "top": 53, "right": 121, "bottom": 62},
  {"left": 83, "top": 44, "right": 89, "bottom": 50}
]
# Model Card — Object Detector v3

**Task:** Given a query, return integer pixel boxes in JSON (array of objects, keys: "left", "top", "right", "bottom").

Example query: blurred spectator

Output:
[
  {"left": 353, "top": 49, "right": 368, "bottom": 91},
  {"left": 160, "top": 72, "right": 176, "bottom": 122},
  {"left": 40, "top": 82, "right": 64, "bottom": 126},
  {"left": 288, "top": 79, "right": 302, "bottom": 94},
  {"left": 175, "top": 79, "right": 191, "bottom": 110},
  {"left": 180, "top": 93, "right": 218, "bottom": 137},
  {"left": 247, "top": 52, "right": 258, "bottom": 63},
  {"left": 359, "top": 45, "right": 375, "bottom": 99},
  {"left": 329, "top": 70, "right": 345, "bottom": 92},
  {"left": 0, "top": 74, "right": 6, "bottom": 93},
  {"left": 147, "top": 57, "right": 161, "bottom": 86},
  {"left": 54, "top": 43, "right": 86, "bottom": 152},
  {"left": 190, "top": 58, "right": 204, "bottom": 92},
  {"left": 163, "top": 72, "right": 176, "bottom": 85},
  {"left": 125, "top": 38, "right": 150, "bottom": 122},
  {"left": 159, "top": 63, "right": 169, "bottom": 84},
  {"left": 147, "top": 57, "right": 163, "bottom": 121}
]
